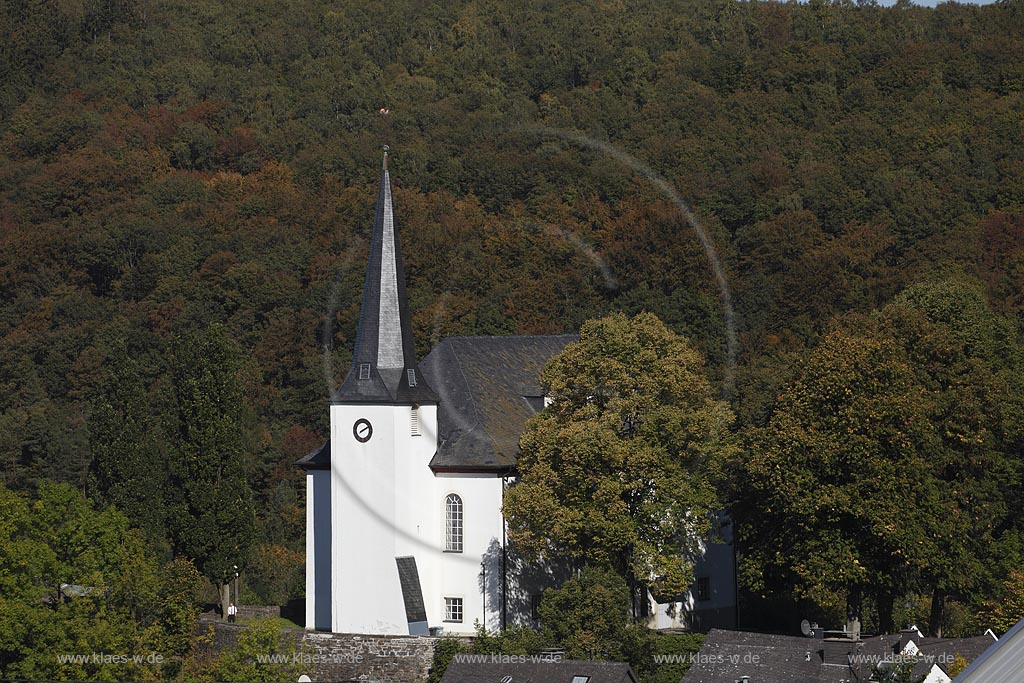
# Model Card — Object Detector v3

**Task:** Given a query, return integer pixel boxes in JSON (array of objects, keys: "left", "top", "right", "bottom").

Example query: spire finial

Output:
[{"left": 382, "top": 145, "right": 389, "bottom": 171}]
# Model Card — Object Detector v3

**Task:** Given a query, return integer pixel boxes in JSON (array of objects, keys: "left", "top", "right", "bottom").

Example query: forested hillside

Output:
[{"left": 2, "top": 0, "right": 1023, "bottom": 633}]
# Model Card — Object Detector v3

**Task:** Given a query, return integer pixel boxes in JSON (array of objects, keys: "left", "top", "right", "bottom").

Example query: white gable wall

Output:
[
  {"left": 923, "top": 664, "right": 951, "bottom": 683},
  {"left": 326, "top": 398, "right": 509, "bottom": 635}
]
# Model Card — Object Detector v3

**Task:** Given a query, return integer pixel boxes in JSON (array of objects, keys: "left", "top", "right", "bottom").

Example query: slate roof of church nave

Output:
[
  {"left": 296, "top": 333, "right": 577, "bottom": 472},
  {"left": 421, "top": 334, "right": 576, "bottom": 472}
]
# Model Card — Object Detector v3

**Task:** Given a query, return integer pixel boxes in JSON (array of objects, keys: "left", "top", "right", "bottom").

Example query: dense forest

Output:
[{"left": 1, "top": 0, "right": 1023, "bottom": 677}]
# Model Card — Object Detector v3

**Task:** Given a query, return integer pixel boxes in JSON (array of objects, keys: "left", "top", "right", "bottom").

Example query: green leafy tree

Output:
[
  {"left": 504, "top": 312, "right": 735, "bottom": 605},
  {"left": 193, "top": 618, "right": 302, "bottom": 683},
  {"left": 0, "top": 482, "right": 201, "bottom": 681},
  {"left": 155, "top": 557, "right": 206, "bottom": 670},
  {"left": 737, "top": 326, "right": 937, "bottom": 631},
  {"left": 166, "top": 324, "right": 256, "bottom": 617},
  {"left": 738, "top": 279, "right": 1022, "bottom": 634},
  {"left": 538, "top": 566, "right": 651, "bottom": 662},
  {"left": 426, "top": 635, "right": 468, "bottom": 683},
  {"left": 977, "top": 570, "right": 1024, "bottom": 634},
  {"left": 88, "top": 343, "right": 169, "bottom": 552},
  {"left": 946, "top": 655, "right": 970, "bottom": 678},
  {"left": 471, "top": 622, "right": 550, "bottom": 656}
]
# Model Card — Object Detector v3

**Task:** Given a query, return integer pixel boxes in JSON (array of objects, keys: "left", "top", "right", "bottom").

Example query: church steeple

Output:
[{"left": 334, "top": 149, "right": 437, "bottom": 404}]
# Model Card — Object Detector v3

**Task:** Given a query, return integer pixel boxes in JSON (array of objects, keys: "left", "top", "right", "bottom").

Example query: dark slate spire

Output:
[{"left": 333, "top": 149, "right": 438, "bottom": 404}]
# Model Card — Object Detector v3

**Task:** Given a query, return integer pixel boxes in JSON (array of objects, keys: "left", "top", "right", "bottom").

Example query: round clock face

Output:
[{"left": 353, "top": 418, "right": 373, "bottom": 443}]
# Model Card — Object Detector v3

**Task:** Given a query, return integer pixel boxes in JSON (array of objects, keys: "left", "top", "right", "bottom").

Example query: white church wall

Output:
[
  {"left": 503, "top": 547, "right": 573, "bottom": 628},
  {"left": 650, "top": 514, "right": 737, "bottom": 630},
  {"left": 433, "top": 472, "right": 505, "bottom": 634},
  {"left": 330, "top": 403, "right": 407, "bottom": 635},
  {"left": 392, "top": 404, "right": 443, "bottom": 630},
  {"left": 305, "top": 469, "right": 332, "bottom": 630}
]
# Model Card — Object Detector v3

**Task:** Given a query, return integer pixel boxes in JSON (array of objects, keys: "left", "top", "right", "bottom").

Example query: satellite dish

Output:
[{"left": 801, "top": 619, "right": 812, "bottom": 637}]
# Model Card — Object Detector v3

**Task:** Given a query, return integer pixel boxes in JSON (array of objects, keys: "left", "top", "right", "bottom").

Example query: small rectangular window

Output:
[
  {"left": 358, "top": 363, "right": 371, "bottom": 380},
  {"left": 571, "top": 677, "right": 591, "bottom": 683},
  {"left": 444, "top": 597, "right": 463, "bottom": 623},
  {"left": 411, "top": 406, "right": 421, "bottom": 436},
  {"left": 407, "top": 368, "right": 417, "bottom": 387},
  {"left": 697, "top": 576, "right": 711, "bottom": 602}
]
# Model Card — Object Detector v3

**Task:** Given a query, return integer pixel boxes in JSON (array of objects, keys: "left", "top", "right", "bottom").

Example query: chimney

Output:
[
  {"left": 820, "top": 639, "right": 857, "bottom": 665},
  {"left": 898, "top": 626, "right": 922, "bottom": 653}
]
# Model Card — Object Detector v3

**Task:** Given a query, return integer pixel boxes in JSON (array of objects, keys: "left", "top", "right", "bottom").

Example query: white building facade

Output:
[{"left": 300, "top": 152, "right": 736, "bottom": 635}]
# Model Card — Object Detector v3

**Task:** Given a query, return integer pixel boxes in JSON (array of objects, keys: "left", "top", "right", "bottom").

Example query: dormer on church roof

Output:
[{"left": 332, "top": 149, "right": 438, "bottom": 405}]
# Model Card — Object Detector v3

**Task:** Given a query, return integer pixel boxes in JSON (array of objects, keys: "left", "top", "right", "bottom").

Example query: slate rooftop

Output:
[
  {"left": 422, "top": 334, "right": 576, "bottom": 473},
  {"left": 680, "top": 628, "right": 995, "bottom": 683},
  {"left": 440, "top": 658, "right": 637, "bottom": 683}
]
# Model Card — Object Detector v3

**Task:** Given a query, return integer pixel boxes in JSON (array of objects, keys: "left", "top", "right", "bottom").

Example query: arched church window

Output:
[{"left": 445, "top": 494, "right": 463, "bottom": 553}]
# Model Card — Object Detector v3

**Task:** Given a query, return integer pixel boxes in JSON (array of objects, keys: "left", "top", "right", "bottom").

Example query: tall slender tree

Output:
[
  {"left": 166, "top": 324, "right": 255, "bottom": 617},
  {"left": 88, "top": 342, "right": 168, "bottom": 552}
]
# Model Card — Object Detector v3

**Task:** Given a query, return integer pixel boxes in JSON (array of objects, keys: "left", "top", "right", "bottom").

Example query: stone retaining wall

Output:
[
  {"left": 237, "top": 605, "right": 280, "bottom": 620},
  {"left": 299, "top": 631, "right": 437, "bottom": 683},
  {"left": 204, "top": 621, "right": 439, "bottom": 683}
]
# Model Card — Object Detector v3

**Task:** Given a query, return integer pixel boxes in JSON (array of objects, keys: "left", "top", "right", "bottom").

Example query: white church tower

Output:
[{"left": 300, "top": 150, "right": 510, "bottom": 635}]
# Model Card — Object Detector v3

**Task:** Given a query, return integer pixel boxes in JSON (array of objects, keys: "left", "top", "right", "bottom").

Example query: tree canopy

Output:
[
  {"left": 505, "top": 312, "right": 735, "bottom": 601},
  {"left": 0, "top": 482, "right": 203, "bottom": 681},
  {"left": 736, "top": 279, "right": 1023, "bottom": 635}
]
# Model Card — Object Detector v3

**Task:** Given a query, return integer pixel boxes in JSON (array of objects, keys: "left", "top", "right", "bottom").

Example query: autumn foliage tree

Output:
[
  {"left": 737, "top": 279, "right": 1022, "bottom": 635},
  {"left": 504, "top": 312, "right": 735, "bottom": 607}
]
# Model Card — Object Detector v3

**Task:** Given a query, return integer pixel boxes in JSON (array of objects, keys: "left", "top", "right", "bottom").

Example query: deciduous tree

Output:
[
  {"left": 504, "top": 312, "right": 735, "bottom": 605},
  {"left": 737, "top": 279, "right": 1023, "bottom": 635}
]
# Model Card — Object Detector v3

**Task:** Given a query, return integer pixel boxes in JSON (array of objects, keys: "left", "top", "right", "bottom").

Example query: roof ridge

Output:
[
  {"left": 443, "top": 333, "right": 578, "bottom": 342},
  {"left": 447, "top": 340, "right": 484, "bottom": 439}
]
